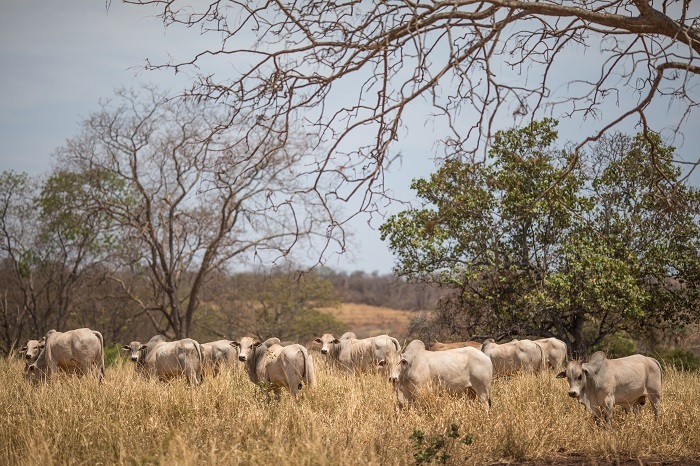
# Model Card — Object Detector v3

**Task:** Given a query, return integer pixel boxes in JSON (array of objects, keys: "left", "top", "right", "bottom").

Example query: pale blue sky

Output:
[{"left": 1, "top": 1, "right": 699, "bottom": 274}]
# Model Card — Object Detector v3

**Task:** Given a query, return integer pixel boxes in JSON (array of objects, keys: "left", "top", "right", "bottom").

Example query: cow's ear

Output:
[
  {"left": 556, "top": 371, "right": 566, "bottom": 379},
  {"left": 313, "top": 338, "right": 322, "bottom": 344},
  {"left": 378, "top": 360, "right": 386, "bottom": 367},
  {"left": 253, "top": 341, "right": 262, "bottom": 347},
  {"left": 400, "top": 358, "right": 409, "bottom": 366},
  {"left": 231, "top": 341, "right": 240, "bottom": 348},
  {"left": 121, "top": 345, "right": 130, "bottom": 351},
  {"left": 332, "top": 339, "right": 340, "bottom": 344},
  {"left": 19, "top": 346, "right": 28, "bottom": 354}
]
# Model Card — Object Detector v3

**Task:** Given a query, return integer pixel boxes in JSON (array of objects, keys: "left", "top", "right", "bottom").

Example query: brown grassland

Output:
[
  {"left": 1, "top": 355, "right": 700, "bottom": 466},
  {"left": 319, "top": 303, "right": 417, "bottom": 338}
]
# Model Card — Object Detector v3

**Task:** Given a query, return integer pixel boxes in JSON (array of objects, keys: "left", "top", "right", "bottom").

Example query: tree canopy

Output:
[
  {"left": 380, "top": 120, "right": 700, "bottom": 354},
  {"left": 124, "top": 0, "right": 700, "bottom": 227}
]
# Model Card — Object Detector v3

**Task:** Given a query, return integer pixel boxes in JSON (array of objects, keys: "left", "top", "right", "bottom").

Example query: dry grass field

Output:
[
  {"left": 319, "top": 303, "right": 417, "bottom": 338},
  {"left": 2, "top": 355, "right": 700, "bottom": 466}
]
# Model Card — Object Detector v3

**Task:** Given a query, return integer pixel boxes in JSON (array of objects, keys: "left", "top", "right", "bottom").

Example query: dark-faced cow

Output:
[
  {"left": 232, "top": 337, "right": 315, "bottom": 398},
  {"left": 557, "top": 351, "right": 662, "bottom": 423},
  {"left": 534, "top": 337, "right": 568, "bottom": 371},
  {"left": 26, "top": 328, "right": 104, "bottom": 383},
  {"left": 428, "top": 340, "right": 482, "bottom": 351},
  {"left": 201, "top": 339, "right": 239, "bottom": 376},
  {"left": 123, "top": 335, "right": 204, "bottom": 385},
  {"left": 314, "top": 333, "right": 400, "bottom": 374},
  {"left": 480, "top": 338, "right": 545, "bottom": 376},
  {"left": 379, "top": 340, "right": 492, "bottom": 408}
]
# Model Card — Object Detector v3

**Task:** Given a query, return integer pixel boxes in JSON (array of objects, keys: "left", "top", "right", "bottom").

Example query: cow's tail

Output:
[
  {"left": 194, "top": 340, "right": 205, "bottom": 384},
  {"left": 92, "top": 330, "right": 105, "bottom": 380},
  {"left": 302, "top": 346, "right": 316, "bottom": 390},
  {"left": 537, "top": 342, "right": 546, "bottom": 372},
  {"left": 652, "top": 356, "right": 663, "bottom": 381}
]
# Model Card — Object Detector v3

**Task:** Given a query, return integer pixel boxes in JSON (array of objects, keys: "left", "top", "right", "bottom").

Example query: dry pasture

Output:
[
  {"left": 318, "top": 303, "right": 416, "bottom": 338},
  {"left": 1, "top": 356, "right": 699, "bottom": 465}
]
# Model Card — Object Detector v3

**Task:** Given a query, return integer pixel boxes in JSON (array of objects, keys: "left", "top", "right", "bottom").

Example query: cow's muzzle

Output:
[
  {"left": 131, "top": 356, "right": 138, "bottom": 362},
  {"left": 238, "top": 355, "right": 247, "bottom": 362},
  {"left": 321, "top": 349, "right": 328, "bottom": 354},
  {"left": 568, "top": 390, "right": 578, "bottom": 398}
]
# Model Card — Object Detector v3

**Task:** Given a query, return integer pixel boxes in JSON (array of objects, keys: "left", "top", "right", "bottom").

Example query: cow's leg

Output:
[
  {"left": 603, "top": 396, "right": 615, "bottom": 424},
  {"left": 648, "top": 392, "right": 661, "bottom": 418},
  {"left": 469, "top": 379, "right": 491, "bottom": 410}
]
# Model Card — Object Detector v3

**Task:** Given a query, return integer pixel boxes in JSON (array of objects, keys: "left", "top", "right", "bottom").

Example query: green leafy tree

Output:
[
  {"left": 0, "top": 170, "right": 118, "bottom": 352},
  {"left": 381, "top": 121, "right": 700, "bottom": 355}
]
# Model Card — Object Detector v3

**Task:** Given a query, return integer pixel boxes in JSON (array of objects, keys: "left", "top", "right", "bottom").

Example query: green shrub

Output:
[{"left": 661, "top": 349, "right": 700, "bottom": 372}]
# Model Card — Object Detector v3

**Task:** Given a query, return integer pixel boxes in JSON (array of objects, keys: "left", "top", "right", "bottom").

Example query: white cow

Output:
[
  {"left": 534, "top": 337, "right": 568, "bottom": 370},
  {"left": 379, "top": 340, "right": 492, "bottom": 408},
  {"left": 480, "top": 338, "right": 545, "bottom": 376},
  {"left": 557, "top": 351, "right": 662, "bottom": 423},
  {"left": 232, "top": 337, "right": 315, "bottom": 398},
  {"left": 19, "top": 338, "right": 44, "bottom": 365},
  {"left": 314, "top": 332, "right": 401, "bottom": 374},
  {"left": 123, "top": 335, "right": 204, "bottom": 386},
  {"left": 201, "top": 339, "right": 239, "bottom": 376},
  {"left": 26, "top": 328, "right": 104, "bottom": 383}
]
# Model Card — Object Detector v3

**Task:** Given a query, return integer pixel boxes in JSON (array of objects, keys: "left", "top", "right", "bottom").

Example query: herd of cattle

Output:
[{"left": 17, "top": 328, "right": 663, "bottom": 424}]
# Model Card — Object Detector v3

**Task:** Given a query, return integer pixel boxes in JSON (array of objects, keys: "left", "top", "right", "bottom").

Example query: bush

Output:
[{"left": 661, "top": 349, "right": 700, "bottom": 372}]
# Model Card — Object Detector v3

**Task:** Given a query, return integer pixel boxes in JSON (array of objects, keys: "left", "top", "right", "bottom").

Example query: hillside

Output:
[{"left": 318, "top": 303, "right": 420, "bottom": 339}]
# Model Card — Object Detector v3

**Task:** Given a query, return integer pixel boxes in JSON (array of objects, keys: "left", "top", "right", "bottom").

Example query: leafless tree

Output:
[
  {"left": 53, "top": 86, "right": 336, "bottom": 338},
  {"left": 123, "top": 0, "right": 700, "bottom": 218}
]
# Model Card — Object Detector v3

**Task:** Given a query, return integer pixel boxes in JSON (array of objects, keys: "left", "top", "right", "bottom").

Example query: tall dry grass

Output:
[{"left": 1, "top": 356, "right": 699, "bottom": 465}]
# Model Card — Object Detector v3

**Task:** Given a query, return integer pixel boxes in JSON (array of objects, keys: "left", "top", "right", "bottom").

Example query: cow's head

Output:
[
  {"left": 122, "top": 341, "right": 147, "bottom": 363},
  {"left": 19, "top": 338, "right": 45, "bottom": 365},
  {"left": 557, "top": 359, "right": 587, "bottom": 400},
  {"left": 314, "top": 334, "right": 340, "bottom": 355},
  {"left": 480, "top": 338, "right": 496, "bottom": 352},
  {"left": 378, "top": 349, "right": 406, "bottom": 385},
  {"left": 231, "top": 336, "right": 261, "bottom": 362}
]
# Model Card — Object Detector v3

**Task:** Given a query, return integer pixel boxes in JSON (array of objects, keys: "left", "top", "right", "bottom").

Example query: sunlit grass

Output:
[{"left": 1, "top": 356, "right": 698, "bottom": 465}]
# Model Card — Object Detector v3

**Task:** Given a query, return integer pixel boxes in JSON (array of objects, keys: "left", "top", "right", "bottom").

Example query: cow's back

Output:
[
  {"left": 535, "top": 338, "right": 567, "bottom": 370},
  {"left": 606, "top": 354, "right": 662, "bottom": 401},
  {"left": 400, "top": 343, "right": 491, "bottom": 406}
]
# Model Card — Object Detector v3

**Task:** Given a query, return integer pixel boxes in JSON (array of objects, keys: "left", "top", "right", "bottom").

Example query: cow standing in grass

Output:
[
  {"left": 232, "top": 337, "right": 315, "bottom": 398},
  {"left": 26, "top": 328, "right": 104, "bottom": 383},
  {"left": 123, "top": 335, "right": 204, "bottom": 386},
  {"left": 480, "top": 338, "right": 545, "bottom": 376},
  {"left": 379, "top": 340, "right": 492, "bottom": 408},
  {"left": 557, "top": 351, "right": 662, "bottom": 424},
  {"left": 201, "top": 339, "right": 239, "bottom": 376},
  {"left": 314, "top": 332, "right": 400, "bottom": 374}
]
